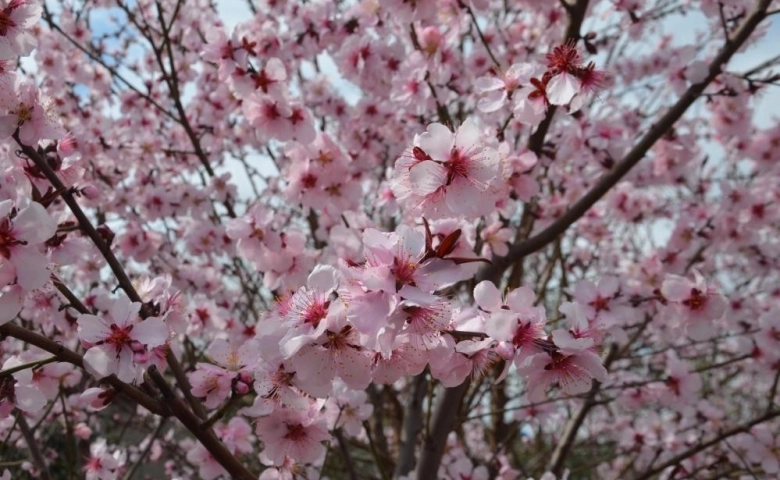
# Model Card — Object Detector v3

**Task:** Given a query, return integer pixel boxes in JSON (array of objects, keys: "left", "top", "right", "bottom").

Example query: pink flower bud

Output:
[
  {"left": 74, "top": 422, "right": 93, "bottom": 439},
  {"left": 234, "top": 381, "right": 250, "bottom": 395},
  {"left": 495, "top": 341, "right": 516, "bottom": 360},
  {"left": 81, "top": 185, "right": 101, "bottom": 200},
  {"left": 80, "top": 387, "right": 116, "bottom": 411}
]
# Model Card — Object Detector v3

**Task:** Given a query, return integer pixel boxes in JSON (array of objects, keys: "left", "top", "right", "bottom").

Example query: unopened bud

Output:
[
  {"left": 81, "top": 185, "right": 101, "bottom": 200},
  {"left": 495, "top": 341, "right": 516, "bottom": 360}
]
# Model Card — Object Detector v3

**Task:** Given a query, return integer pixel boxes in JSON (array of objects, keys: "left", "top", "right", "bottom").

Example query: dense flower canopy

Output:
[{"left": 0, "top": 0, "right": 779, "bottom": 479}]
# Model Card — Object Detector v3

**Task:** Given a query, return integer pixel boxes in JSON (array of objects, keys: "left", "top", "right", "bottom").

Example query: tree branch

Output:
[
  {"left": 413, "top": 380, "right": 470, "bottom": 479},
  {"left": 634, "top": 409, "right": 780, "bottom": 480},
  {"left": 15, "top": 137, "right": 208, "bottom": 420},
  {"left": 0, "top": 323, "right": 164, "bottom": 416},
  {"left": 394, "top": 372, "right": 428, "bottom": 478},
  {"left": 547, "top": 344, "right": 617, "bottom": 475},
  {"left": 478, "top": 0, "right": 773, "bottom": 283},
  {"left": 15, "top": 411, "right": 53, "bottom": 480},
  {"left": 146, "top": 366, "right": 255, "bottom": 480}
]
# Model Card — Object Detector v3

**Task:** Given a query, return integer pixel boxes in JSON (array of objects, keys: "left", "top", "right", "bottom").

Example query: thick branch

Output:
[
  {"left": 0, "top": 323, "right": 164, "bottom": 415},
  {"left": 478, "top": 0, "right": 773, "bottom": 283},
  {"left": 413, "top": 380, "right": 470, "bottom": 479},
  {"left": 394, "top": 373, "right": 429, "bottom": 478},
  {"left": 16, "top": 138, "right": 208, "bottom": 420},
  {"left": 146, "top": 366, "right": 255, "bottom": 480},
  {"left": 16, "top": 138, "right": 141, "bottom": 303}
]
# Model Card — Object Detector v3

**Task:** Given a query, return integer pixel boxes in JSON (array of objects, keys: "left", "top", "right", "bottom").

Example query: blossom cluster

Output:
[{"left": 1, "top": 0, "right": 779, "bottom": 479}]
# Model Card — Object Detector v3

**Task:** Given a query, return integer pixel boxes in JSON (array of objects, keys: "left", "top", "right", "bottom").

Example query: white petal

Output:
[{"left": 15, "top": 385, "right": 47, "bottom": 413}]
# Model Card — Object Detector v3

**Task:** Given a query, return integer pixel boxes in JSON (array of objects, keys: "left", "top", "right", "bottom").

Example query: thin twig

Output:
[
  {"left": 123, "top": 417, "right": 168, "bottom": 480},
  {"left": 413, "top": 380, "right": 471, "bottom": 479},
  {"left": 0, "top": 357, "right": 58, "bottom": 379},
  {"left": 460, "top": 1, "right": 501, "bottom": 68},
  {"left": 15, "top": 411, "right": 54, "bottom": 480}
]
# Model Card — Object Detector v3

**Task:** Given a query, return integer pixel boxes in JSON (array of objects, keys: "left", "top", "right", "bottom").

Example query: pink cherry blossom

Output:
[
  {"left": 83, "top": 439, "right": 123, "bottom": 480},
  {"left": 521, "top": 350, "right": 608, "bottom": 401},
  {"left": 77, "top": 296, "right": 169, "bottom": 382},
  {"left": 0, "top": 75, "right": 62, "bottom": 144},
  {"left": 0, "top": 0, "right": 42, "bottom": 59},
  {"left": 661, "top": 270, "right": 728, "bottom": 340},
  {"left": 0, "top": 200, "right": 57, "bottom": 295},
  {"left": 392, "top": 118, "right": 501, "bottom": 218},
  {"left": 254, "top": 406, "right": 330, "bottom": 466},
  {"left": 0, "top": 356, "right": 46, "bottom": 417}
]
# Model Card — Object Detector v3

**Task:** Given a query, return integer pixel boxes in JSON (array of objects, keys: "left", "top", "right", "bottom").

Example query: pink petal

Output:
[
  {"left": 0, "top": 115, "right": 17, "bottom": 139},
  {"left": 552, "top": 329, "right": 593, "bottom": 352},
  {"left": 336, "top": 349, "right": 372, "bottom": 390},
  {"left": 506, "top": 286, "right": 536, "bottom": 311},
  {"left": 547, "top": 72, "right": 578, "bottom": 105},
  {"left": 307, "top": 265, "right": 338, "bottom": 292},
  {"left": 485, "top": 310, "right": 517, "bottom": 342},
  {"left": 114, "top": 348, "right": 137, "bottom": 383},
  {"left": 347, "top": 291, "right": 393, "bottom": 337},
  {"left": 574, "top": 351, "right": 608, "bottom": 382},
  {"left": 660, "top": 276, "right": 692, "bottom": 302},
  {"left": 477, "top": 90, "right": 507, "bottom": 112},
  {"left": 108, "top": 296, "right": 139, "bottom": 327},
  {"left": 454, "top": 118, "right": 482, "bottom": 152},
  {"left": 474, "top": 280, "right": 502, "bottom": 311},
  {"left": 598, "top": 276, "right": 620, "bottom": 297},
  {"left": 0, "top": 286, "right": 23, "bottom": 325},
  {"left": 573, "top": 280, "right": 597, "bottom": 303},
  {"left": 11, "top": 247, "right": 49, "bottom": 290},
  {"left": 132, "top": 317, "right": 168, "bottom": 347},
  {"left": 474, "top": 76, "right": 504, "bottom": 92},
  {"left": 409, "top": 161, "right": 447, "bottom": 196},
  {"left": 77, "top": 314, "right": 112, "bottom": 343},
  {"left": 265, "top": 57, "right": 287, "bottom": 81},
  {"left": 686, "top": 319, "right": 713, "bottom": 341},
  {"left": 83, "top": 345, "right": 116, "bottom": 379},
  {"left": 14, "top": 203, "right": 57, "bottom": 244},
  {"left": 15, "top": 385, "right": 47, "bottom": 413},
  {"left": 559, "top": 367, "right": 593, "bottom": 395},
  {"left": 418, "top": 123, "right": 453, "bottom": 160}
]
